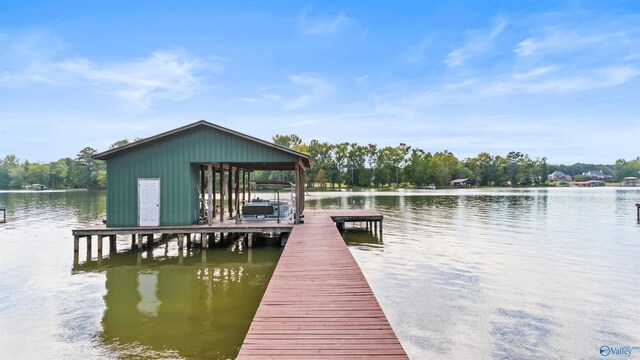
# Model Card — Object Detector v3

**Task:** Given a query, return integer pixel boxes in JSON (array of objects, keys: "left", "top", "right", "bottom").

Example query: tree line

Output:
[
  {"left": 1, "top": 135, "right": 638, "bottom": 190},
  {"left": 267, "top": 134, "right": 639, "bottom": 188}
]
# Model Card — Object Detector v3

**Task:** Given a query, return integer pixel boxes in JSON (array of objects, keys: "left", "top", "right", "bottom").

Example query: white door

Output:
[{"left": 138, "top": 179, "right": 160, "bottom": 226}]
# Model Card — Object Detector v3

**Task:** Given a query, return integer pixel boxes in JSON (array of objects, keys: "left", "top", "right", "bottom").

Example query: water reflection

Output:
[
  {"left": 306, "top": 188, "right": 640, "bottom": 359},
  {"left": 74, "top": 242, "right": 280, "bottom": 360}
]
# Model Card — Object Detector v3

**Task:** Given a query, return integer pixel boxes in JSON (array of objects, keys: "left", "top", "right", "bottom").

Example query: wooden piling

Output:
[
  {"left": 86, "top": 235, "right": 92, "bottom": 257},
  {"left": 97, "top": 235, "right": 104, "bottom": 254},
  {"left": 220, "top": 165, "right": 225, "bottom": 222},
  {"left": 178, "top": 233, "right": 184, "bottom": 250},
  {"left": 109, "top": 235, "right": 117, "bottom": 253},
  {"left": 74, "top": 235, "right": 80, "bottom": 253}
]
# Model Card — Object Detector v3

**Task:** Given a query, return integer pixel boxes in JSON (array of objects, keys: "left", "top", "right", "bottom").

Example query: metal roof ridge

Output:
[{"left": 91, "top": 119, "right": 310, "bottom": 166}]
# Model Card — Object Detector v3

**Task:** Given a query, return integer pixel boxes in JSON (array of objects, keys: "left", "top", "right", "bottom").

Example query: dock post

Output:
[
  {"left": 137, "top": 234, "right": 143, "bottom": 250},
  {"left": 637, "top": 203, "right": 639, "bottom": 222},
  {"left": 131, "top": 234, "right": 136, "bottom": 249},
  {"left": 379, "top": 219, "right": 383, "bottom": 240},
  {"left": 74, "top": 235, "right": 80, "bottom": 253},
  {"left": 97, "top": 235, "right": 104, "bottom": 254},
  {"left": 147, "top": 234, "right": 154, "bottom": 248},
  {"left": 109, "top": 235, "right": 117, "bottom": 253},
  {"left": 374, "top": 221, "right": 377, "bottom": 234},
  {"left": 247, "top": 233, "right": 253, "bottom": 248},
  {"left": 86, "top": 235, "right": 92, "bottom": 258},
  {"left": 178, "top": 233, "right": 184, "bottom": 250},
  {"left": 201, "top": 233, "right": 208, "bottom": 248},
  {"left": 186, "top": 233, "right": 192, "bottom": 248}
]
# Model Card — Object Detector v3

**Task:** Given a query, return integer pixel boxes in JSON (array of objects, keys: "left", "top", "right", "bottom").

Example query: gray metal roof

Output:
[{"left": 92, "top": 120, "right": 310, "bottom": 168}]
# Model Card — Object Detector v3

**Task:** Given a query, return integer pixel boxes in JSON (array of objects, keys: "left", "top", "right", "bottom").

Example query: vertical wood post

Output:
[
  {"left": 200, "top": 164, "right": 205, "bottom": 218},
  {"left": 247, "top": 172, "right": 251, "bottom": 202},
  {"left": 247, "top": 233, "right": 253, "bottom": 248},
  {"left": 242, "top": 171, "right": 246, "bottom": 205},
  {"left": 178, "top": 233, "right": 184, "bottom": 250},
  {"left": 207, "top": 164, "right": 213, "bottom": 224},
  {"left": 201, "top": 233, "right": 207, "bottom": 248},
  {"left": 186, "top": 233, "right": 192, "bottom": 248},
  {"left": 235, "top": 168, "right": 240, "bottom": 220},
  {"left": 212, "top": 165, "right": 216, "bottom": 218},
  {"left": 109, "top": 235, "right": 117, "bottom": 253},
  {"left": 220, "top": 165, "right": 225, "bottom": 222},
  {"left": 228, "top": 165, "right": 233, "bottom": 218},
  {"left": 137, "top": 234, "right": 143, "bottom": 250},
  {"left": 86, "top": 235, "right": 92, "bottom": 257},
  {"left": 74, "top": 235, "right": 80, "bottom": 253},
  {"left": 131, "top": 234, "right": 136, "bottom": 249},
  {"left": 97, "top": 235, "right": 104, "bottom": 254}
]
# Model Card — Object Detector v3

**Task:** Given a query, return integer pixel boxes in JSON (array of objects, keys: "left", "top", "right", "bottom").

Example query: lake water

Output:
[{"left": 1, "top": 188, "right": 639, "bottom": 359}]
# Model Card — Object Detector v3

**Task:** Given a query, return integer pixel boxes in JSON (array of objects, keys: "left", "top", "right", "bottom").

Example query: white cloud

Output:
[
  {"left": 445, "top": 18, "right": 507, "bottom": 67},
  {"left": 58, "top": 50, "right": 218, "bottom": 108},
  {"left": 404, "top": 37, "right": 432, "bottom": 63},
  {"left": 300, "top": 11, "right": 351, "bottom": 35},
  {"left": 262, "top": 74, "right": 332, "bottom": 110},
  {"left": 355, "top": 75, "right": 369, "bottom": 86}
]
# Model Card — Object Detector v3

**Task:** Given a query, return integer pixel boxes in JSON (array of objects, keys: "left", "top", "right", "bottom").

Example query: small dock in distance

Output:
[{"left": 237, "top": 210, "right": 407, "bottom": 359}]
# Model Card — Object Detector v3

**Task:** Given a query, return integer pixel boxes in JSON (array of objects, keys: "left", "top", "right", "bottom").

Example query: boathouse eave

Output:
[{"left": 91, "top": 119, "right": 311, "bottom": 168}]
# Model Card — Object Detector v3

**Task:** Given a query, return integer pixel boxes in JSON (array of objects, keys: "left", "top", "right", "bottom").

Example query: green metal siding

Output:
[{"left": 104, "top": 125, "right": 300, "bottom": 227}]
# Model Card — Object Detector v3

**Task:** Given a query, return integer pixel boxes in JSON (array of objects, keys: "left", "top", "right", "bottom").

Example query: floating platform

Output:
[{"left": 237, "top": 210, "right": 407, "bottom": 359}]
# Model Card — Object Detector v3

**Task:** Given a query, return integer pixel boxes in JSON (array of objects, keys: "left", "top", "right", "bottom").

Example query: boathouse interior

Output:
[{"left": 92, "top": 120, "right": 310, "bottom": 227}]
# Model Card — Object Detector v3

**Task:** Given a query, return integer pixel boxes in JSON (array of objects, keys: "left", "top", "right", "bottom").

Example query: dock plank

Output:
[{"left": 237, "top": 211, "right": 407, "bottom": 359}]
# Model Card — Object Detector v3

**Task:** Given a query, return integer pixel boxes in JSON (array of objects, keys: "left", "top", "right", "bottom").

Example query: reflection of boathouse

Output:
[
  {"left": 92, "top": 120, "right": 310, "bottom": 227},
  {"left": 85, "top": 248, "right": 279, "bottom": 359}
]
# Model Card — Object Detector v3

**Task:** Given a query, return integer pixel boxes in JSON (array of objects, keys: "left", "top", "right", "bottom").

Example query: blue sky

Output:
[{"left": 1, "top": 1, "right": 639, "bottom": 164}]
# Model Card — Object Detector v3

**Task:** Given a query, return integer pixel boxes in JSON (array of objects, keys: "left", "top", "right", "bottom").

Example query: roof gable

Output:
[{"left": 93, "top": 120, "right": 310, "bottom": 167}]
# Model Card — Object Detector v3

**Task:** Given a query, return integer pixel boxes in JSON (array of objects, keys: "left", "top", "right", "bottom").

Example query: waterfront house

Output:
[
  {"left": 582, "top": 170, "right": 615, "bottom": 182},
  {"left": 548, "top": 171, "right": 572, "bottom": 182},
  {"left": 450, "top": 178, "right": 475, "bottom": 187},
  {"left": 92, "top": 120, "right": 310, "bottom": 227}
]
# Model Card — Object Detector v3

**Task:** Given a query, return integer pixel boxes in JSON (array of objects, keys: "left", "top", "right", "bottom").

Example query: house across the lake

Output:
[
  {"left": 582, "top": 170, "right": 615, "bottom": 182},
  {"left": 548, "top": 171, "right": 572, "bottom": 182},
  {"left": 92, "top": 120, "right": 310, "bottom": 227},
  {"left": 450, "top": 178, "right": 475, "bottom": 187}
]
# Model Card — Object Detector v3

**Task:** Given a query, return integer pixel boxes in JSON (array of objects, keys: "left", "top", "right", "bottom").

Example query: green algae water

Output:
[
  {"left": 1, "top": 188, "right": 639, "bottom": 359},
  {"left": 0, "top": 190, "right": 280, "bottom": 360}
]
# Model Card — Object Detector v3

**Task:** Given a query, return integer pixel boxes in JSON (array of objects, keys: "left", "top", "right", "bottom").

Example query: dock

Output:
[
  {"left": 72, "top": 221, "right": 294, "bottom": 254},
  {"left": 0, "top": 205, "right": 5, "bottom": 223},
  {"left": 237, "top": 210, "right": 407, "bottom": 359}
]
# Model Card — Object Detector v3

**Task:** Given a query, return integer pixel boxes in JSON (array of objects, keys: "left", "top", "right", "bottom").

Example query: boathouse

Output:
[{"left": 92, "top": 120, "right": 310, "bottom": 227}]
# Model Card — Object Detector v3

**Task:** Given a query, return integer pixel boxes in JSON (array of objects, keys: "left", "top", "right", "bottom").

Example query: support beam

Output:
[
  {"left": 97, "top": 235, "right": 104, "bottom": 254},
  {"left": 228, "top": 165, "right": 233, "bottom": 218},
  {"left": 247, "top": 172, "right": 251, "bottom": 202},
  {"left": 178, "top": 233, "right": 184, "bottom": 250},
  {"left": 247, "top": 233, "right": 253, "bottom": 248},
  {"left": 242, "top": 171, "right": 246, "bottom": 205},
  {"left": 207, "top": 163, "right": 213, "bottom": 224},
  {"left": 200, "top": 164, "right": 205, "bottom": 218},
  {"left": 235, "top": 168, "right": 240, "bottom": 221},
  {"left": 109, "top": 235, "right": 117, "bottom": 253},
  {"left": 74, "top": 236, "right": 80, "bottom": 253},
  {"left": 137, "top": 234, "right": 143, "bottom": 250},
  {"left": 219, "top": 165, "right": 225, "bottom": 222},
  {"left": 86, "top": 235, "right": 92, "bottom": 257}
]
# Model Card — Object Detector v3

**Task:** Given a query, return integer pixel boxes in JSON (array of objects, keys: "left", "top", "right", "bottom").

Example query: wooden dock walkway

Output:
[{"left": 237, "top": 210, "right": 407, "bottom": 359}]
